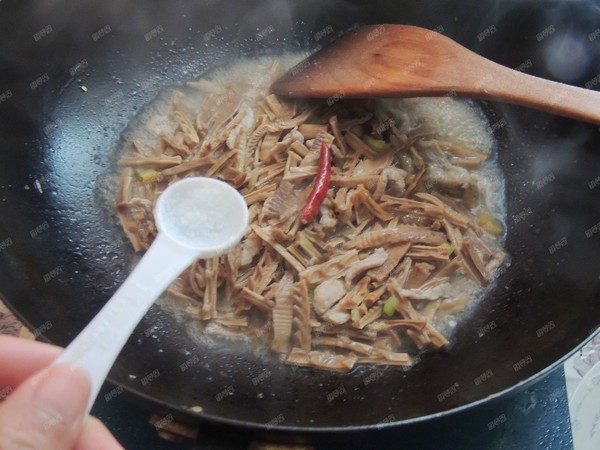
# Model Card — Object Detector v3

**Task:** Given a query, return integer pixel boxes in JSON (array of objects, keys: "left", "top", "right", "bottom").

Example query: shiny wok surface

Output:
[{"left": 1, "top": 0, "right": 600, "bottom": 431}]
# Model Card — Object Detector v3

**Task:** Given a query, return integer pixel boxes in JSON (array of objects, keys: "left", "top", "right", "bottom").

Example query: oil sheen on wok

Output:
[{"left": 113, "top": 55, "right": 508, "bottom": 372}]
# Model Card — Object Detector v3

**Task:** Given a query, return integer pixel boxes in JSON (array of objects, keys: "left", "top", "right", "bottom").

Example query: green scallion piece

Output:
[
  {"left": 362, "top": 135, "right": 392, "bottom": 152},
  {"left": 383, "top": 296, "right": 398, "bottom": 317}
]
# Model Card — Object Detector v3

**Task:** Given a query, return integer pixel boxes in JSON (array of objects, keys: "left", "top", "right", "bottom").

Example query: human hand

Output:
[{"left": 0, "top": 335, "right": 124, "bottom": 450}]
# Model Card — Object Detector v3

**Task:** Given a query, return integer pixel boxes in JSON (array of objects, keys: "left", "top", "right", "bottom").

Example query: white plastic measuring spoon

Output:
[{"left": 52, "top": 177, "right": 249, "bottom": 413}]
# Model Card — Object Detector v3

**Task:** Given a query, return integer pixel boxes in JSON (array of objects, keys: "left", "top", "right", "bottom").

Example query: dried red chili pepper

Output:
[{"left": 299, "top": 141, "right": 332, "bottom": 224}]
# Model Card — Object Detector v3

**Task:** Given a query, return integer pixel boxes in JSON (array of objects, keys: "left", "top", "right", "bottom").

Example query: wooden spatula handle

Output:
[{"left": 475, "top": 59, "right": 600, "bottom": 125}]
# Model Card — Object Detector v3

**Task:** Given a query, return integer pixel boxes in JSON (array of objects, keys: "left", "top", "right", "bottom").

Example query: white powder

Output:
[{"left": 158, "top": 183, "right": 246, "bottom": 249}]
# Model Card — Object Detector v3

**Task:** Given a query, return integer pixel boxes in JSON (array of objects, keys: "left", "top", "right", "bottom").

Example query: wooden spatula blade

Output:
[{"left": 271, "top": 25, "right": 471, "bottom": 98}]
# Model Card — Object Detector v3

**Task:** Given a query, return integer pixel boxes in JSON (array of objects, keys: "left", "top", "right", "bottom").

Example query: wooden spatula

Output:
[{"left": 271, "top": 24, "right": 600, "bottom": 125}]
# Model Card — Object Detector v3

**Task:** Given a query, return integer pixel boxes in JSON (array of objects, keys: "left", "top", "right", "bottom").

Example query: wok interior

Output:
[{"left": 0, "top": 0, "right": 599, "bottom": 430}]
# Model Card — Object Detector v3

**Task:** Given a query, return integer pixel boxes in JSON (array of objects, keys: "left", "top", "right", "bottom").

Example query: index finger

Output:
[{"left": 0, "top": 335, "right": 62, "bottom": 392}]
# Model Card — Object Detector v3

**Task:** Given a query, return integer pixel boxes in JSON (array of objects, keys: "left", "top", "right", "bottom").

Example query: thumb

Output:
[{"left": 0, "top": 363, "right": 91, "bottom": 450}]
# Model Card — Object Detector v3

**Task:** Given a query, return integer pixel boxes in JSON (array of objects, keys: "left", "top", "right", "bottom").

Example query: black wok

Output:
[{"left": 1, "top": 0, "right": 600, "bottom": 438}]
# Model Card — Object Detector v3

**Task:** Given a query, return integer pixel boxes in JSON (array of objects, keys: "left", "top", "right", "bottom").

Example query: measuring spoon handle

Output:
[{"left": 52, "top": 232, "right": 199, "bottom": 414}]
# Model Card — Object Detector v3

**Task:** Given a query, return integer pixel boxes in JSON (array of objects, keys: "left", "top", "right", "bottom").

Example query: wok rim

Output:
[{"left": 2, "top": 291, "right": 593, "bottom": 433}]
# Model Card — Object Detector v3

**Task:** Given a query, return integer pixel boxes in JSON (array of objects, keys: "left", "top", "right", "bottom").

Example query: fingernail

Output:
[{"left": 31, "top": 364, "right": 91, "bottom": 425}]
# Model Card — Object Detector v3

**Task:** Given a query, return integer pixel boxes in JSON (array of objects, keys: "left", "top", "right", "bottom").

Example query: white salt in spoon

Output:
[{"left": 53, "top": 177, "right": 249, "bottom": 413}]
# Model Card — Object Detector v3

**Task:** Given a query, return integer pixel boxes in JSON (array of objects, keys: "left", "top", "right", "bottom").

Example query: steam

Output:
[{"left": 543, "top": 33, "right": 592, "bottom": 83}]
